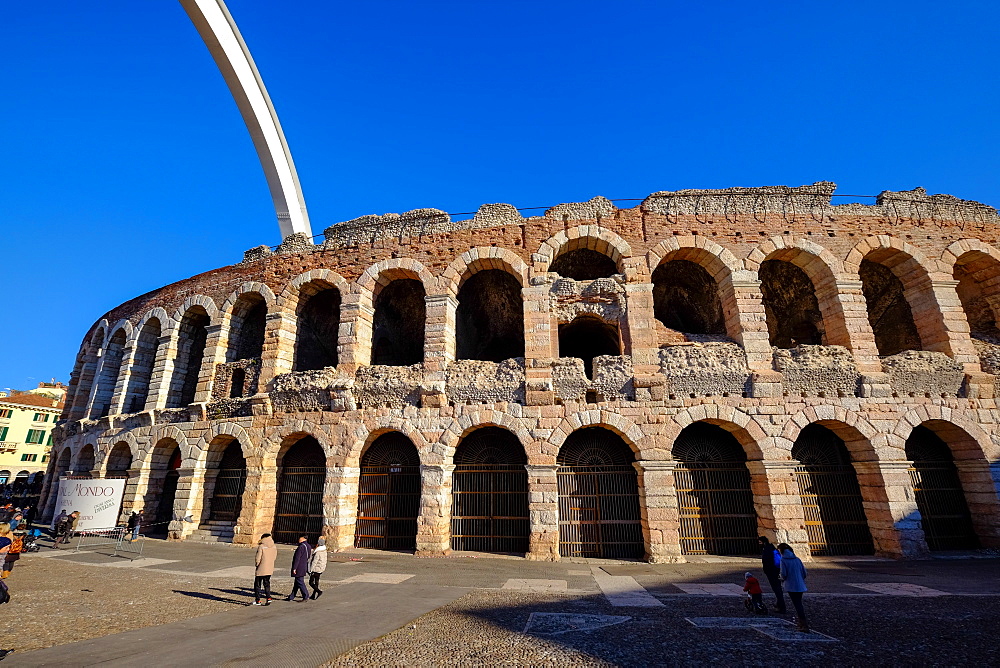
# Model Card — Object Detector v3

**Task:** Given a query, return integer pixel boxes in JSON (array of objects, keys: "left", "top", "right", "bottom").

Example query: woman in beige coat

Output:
[{"left": 253, "top": 533, "right": 277, "bottom": 606}]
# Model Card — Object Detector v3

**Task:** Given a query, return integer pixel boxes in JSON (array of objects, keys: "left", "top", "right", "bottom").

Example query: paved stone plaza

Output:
[{"left": 2, "top": 538, "right": 999, "bottom": 666}]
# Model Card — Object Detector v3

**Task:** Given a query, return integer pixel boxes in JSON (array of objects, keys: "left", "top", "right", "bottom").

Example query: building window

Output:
[
  {"left": 25, "top": 429, "right": 45, "bottom": 444},
  {"left": 0, "top": 427, "right": 7, "bottom": 441},
  {"left": 20, "top": 454, "right": 37, "bottom": 462},
  {"left": 0, "top": 409, "right": 11, "bottom": 419},
  {"left": 46, "top": 433, "right": 53, "bottom": 447},
  {"left": 41, "top": 455, "right": 48, "bottom": 463},
  {"left": 33, "top": 413, "right": 50, "bottom": 422}
]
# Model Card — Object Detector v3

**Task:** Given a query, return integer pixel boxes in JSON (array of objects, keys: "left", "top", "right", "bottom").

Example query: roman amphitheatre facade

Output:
[{"left": 40, "top": 182, "right": 1000, "bottom": 561}]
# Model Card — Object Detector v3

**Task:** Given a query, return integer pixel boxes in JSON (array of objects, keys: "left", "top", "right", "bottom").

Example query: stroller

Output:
[
  {"left": 21, "top": 529, "right": 42, "bottom": 553},
  {"left": 744, "top": 591, "right": 768, "bottom": 615}
]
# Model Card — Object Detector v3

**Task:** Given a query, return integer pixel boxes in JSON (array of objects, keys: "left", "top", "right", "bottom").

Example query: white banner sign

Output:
[{"left": 54, "top": 478, "right": 127, "bottom": 530}]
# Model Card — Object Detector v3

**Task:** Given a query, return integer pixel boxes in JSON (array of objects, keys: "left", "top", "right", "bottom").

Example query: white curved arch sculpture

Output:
[{"left": 179, "top": 0, "right": 312, "bottom": 240}]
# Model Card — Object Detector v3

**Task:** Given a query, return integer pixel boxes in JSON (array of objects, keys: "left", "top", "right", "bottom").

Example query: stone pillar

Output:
[
  {"left": 853, "top": 461, "right": 928, "bottom": 558},
  {"left": 416, "top": 464, "right": 454, "bottom": 555},
  {"left": 954, "top": 460, "right": 1000, "bottom": 548},
  {"left": 260, "top": 311, "right": 296, "bottom": 388},
  {"left": 745, "top": 461, "right": 809, "bottom": 555},
  {"left": 523, "top": 282, "right": 555, "bottom": 405},
  {"left": 827, "top": 279, "right": 882, "bottom": 373},
  {"left": 146, "top": 334, "right": 175, "bottom": 411},
  {"left": 525, "top": 464, "right": 559, "bottom": 561},
  {"left": 38, "top": 456, "right": 61, "bottom": 523},
  {"left": 424, "top": 294, "right": 457, "bottom": 372},
  {"left": 118, "top": 467, "right": 144, "bottom": 524},
  {"left": 634, "top": 460, "right": 682, "bottom": 563},
  {"left": 339, "top": 297, "right": 373, "bottom": 373},
  {"left": 324, "top": 465, "right": 360, "bottom": 551},
  {"left": 623, "top": 283, "right": 658, "bottom": 374},
  {"left": 926, "top": 279, "right": 981, "bottom": 369},
  {"left": 170, "top": 466, "right": 205, "bottom": 540},
  {"left": 727, "top": 279, "right": 772, "bottom": 372},
  {"left": 237, "top": 461, "right": 279, "bottom": 544}
]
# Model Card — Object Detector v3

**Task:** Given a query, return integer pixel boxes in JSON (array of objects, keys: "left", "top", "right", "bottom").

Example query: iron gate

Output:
[
  {"left": 154, "top": 471, "right": 179, "bottom": 530},
  {"left": 906, "top": 425, "right": 979, "bottom": 551},
  {"left": 451, "top": 428, "right": 529, "bottom": 554},
  {"left": 355, "top": 465, "right": 420, "bottom": 550},
  {"left": 795, "top": 466, "right": 874, "bottom": 555},
  {"left": 209, "top": 468, "right": 247, "bottom": 522},
  {"left": 557, "top": 465, "right": 643, "bottom": 558},
  {"left": 674, "top": 463, "right": 758, "bottom": 555},
  {"left": 273, "top": 466, "right": 326, "bottom": 544}
]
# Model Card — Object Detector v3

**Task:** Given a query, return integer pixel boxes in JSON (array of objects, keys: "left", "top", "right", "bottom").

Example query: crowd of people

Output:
[{"left": 252, "top": 533, "right": 327, "bottom": 606}]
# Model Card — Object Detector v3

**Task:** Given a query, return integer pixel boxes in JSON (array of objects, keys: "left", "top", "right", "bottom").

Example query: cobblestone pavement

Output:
[{"left": 3, "top": 536, "right": 1000, "bottom": 666}]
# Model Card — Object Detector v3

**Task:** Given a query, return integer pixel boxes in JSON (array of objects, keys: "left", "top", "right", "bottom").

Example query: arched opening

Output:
[
  {"left": 105, "top": 443, "right": 133, "bottom": 476},
  {"left": 759, "top": 260, "right": 824, "bottom": 348},
  {"left": 0, "top": 471, "right": 9, "bottom": 485},
  {"left": 198, "top": 440, "right": 247, "bottom": 542},
  {"left": 451, "top": 427, "right": 529, "bottom": 554},
  {"left": 905, "top": 425, "right": 979, "bottom": 551},
  {"left": 273, "top": 436, "right": 326, "bottom": 544},
  {"left": 558, "top": 316, "right": 621, "bottom": 379},
  {"left": 372, "top": 279, "right": 425, "bottom": 366},
  {"left": 124, "top": 318, "right": 161, "bottom": 413},
  {"left": 954, "top": 255, "right": 1000, "bottom": 341},
  {"left": 651, "top": 259, "right": 725, "bottom": 336},
  {"left": 355, "top": 432, "right": 420, "bottom": 551},
  {"left": 456, "top": 270, "right": 525, "bottom": 362},
  {"left": 556, "top": 427, "right": 643, "bottom": 559},
  {"left": 227, "top": 294, "right": 267, "bottom": 362},
  {"left": 672, "top": 422, "right": 757, "bottom": 556},
  {"left": 791, "top": 425, "right": 874, "bottom": 556},
  {"left": 294, "top": 286, "right": 341, "bottom": 371},
  {"left": 550, "top": 248, "right": 618, "bottom": 281},
  {"left": 91, "top": 329, "right": 127, "bottom": 418},
  {"left": 75, "top": 445, "right": 96, "bottom": 478},
  {"left": 151, "top": 446, "right": 182, "bottom": 536},
  {"left": 860, "top": 259, "right": 922, "bottom": 356},
  {"left": 169, "top": 307, "right": 210, "bottom": 407}
]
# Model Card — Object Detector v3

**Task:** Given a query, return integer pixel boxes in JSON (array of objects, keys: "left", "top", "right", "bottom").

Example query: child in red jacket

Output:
[{"left": 743, "top": 572, "right": 766, "bottom": 612}]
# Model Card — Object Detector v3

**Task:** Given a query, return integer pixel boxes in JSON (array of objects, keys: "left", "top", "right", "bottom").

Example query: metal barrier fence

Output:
[{"left": 73, "top": 526, "right": 146, "bottom": 560}]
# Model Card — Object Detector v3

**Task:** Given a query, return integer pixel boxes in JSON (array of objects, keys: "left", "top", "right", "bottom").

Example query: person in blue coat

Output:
[
  {"left": 286, "top": 536, "right": 313, "bottom": 602},
  {"left": 777, "top": 543, "right": 809, "bottom": 632}
]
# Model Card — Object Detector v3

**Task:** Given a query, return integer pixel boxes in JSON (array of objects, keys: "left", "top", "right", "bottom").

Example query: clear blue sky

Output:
[{"left": 2, "top": 1, "right": 999, "bottom": 391}]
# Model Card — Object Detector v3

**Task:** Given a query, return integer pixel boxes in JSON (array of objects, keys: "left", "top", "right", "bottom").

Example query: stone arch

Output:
[
  {"left": 122, "top": 308, "right": 171, "bottom": 413},
  {"left": 169, "top": 295, "right": 220, "bottom": 327},
  {"left": 548, "top": 410, "right": 647, "bottom": 461},
  {"left": 535, "top": 226, "right": 632, "bottom": 275},
  {"left": 219, "top": 282, "right": 278, "bottom": 319},
  {"left": 439, "top": 411, "right": 532, "bottom": 462},
  {"left": 142, "top": 426, "right": 191, "bottom": 466},
  {"left": 781, "top": 407, "right": 887, "bottom": 462},
  {"left": 647, "top": 236, "right": 745, "bottom": 284},
  {"left": 279, "top": 269, "right": 351, "bottom": 311},
  {"left": 98, "top": 432, "right": 141, "bottom": 472},
  {"left": 847, "top": 236, "right": 950, "bottom": 356},
  {"left": 90, "top": 326, "right": 129, "bottom": 418},
  {"left": 665, "top": 405, "right": 769, "bottom": 461},
  {"left": 194, "top": 422, "right": 257, "bottom": 467},
  {"left": 896, "top": 407, "right": 998, "bottom": 462},
  {"left": 345, "top": 418, "right": 430, "bottom": 468},
  {"left": 749, "top": 237, "right": 851, "bottom": 349},
  {"left": 280, "top": 270, "right": 350, "bottom": 373},
  {"left": 440, "top": 247, "right": 529, "bottom": 296},
  {"left": 221, "top": 286, "right": 272, "bottom": 364},
  {"left": 356, "top": 258, "right": 436, "bottom": 303},
  {"left": 73, "top": 443, "right": 97, "bottom": 476},
  {"left": 943, "top": 240, "right": 1000, "bottom": 343}
]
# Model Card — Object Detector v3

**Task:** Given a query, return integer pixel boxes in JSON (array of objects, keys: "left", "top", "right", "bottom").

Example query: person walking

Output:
[
  {"left": 308, "top": 537, "right": 328, "bottom": 600},
  {"left": 127, "top": 510, "right": 144, "bottom": 541},
  {"left": 777, "top": 542, "right": 809, "bottom": 632},
  {"left": 286, "top": 535, "right": 312, "bottom": 602},
  {"left": 0, "top": 525, "right": 11, "bottom": 575},
  {"left": 757, "top": 536, "right": 787, "bottom": 613},
  {"left": 253, "top": 533, "right": 276, "bottom": 606},
  {"left": 2, "top": 523, "right": 26, "bottom": 578},
  {"left": 57, "top": 511, "right": 79, "bottom": 545}
]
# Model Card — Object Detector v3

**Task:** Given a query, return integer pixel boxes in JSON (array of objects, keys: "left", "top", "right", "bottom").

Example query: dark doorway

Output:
[
  {"left": 558, "top": 316, "right": 621, "bottom": 379},
  {"left": 124, "top": 318, "right": 161, "bottom": 413},
  {"left": 209, "top": 442, "right": 247, "bottom": 523},
  {"left": 451, "top": 428, "right": 529, "bottom": 554},
  {"left": 456, "top": 270, "right": 525, "bottom": 362},
  {"left": 228, "top": 296, "right": 267, "bottom": 362},
  {"left": 759, "top": 260, "right": 824, "bottom": 348},
  {"left": 860, "top": 259, "right": 922, "bottom": 356},
  {"left": 295, "top": 288, "right": 341, "bottom": 371},
  {"left": 550, "top": 249, "right": 618, "bottom": 281},
  {"left": 171, "top": 307, "right": 210, "bottom": 407},
  {"left": 672, "top": 423, "right": 758, "bottom": 556},
  {"left": 791, "top": 425, "right": 874, "bottom": 556},
  {"left": 906, "top": 426, "right": 979, "bottom": 551},
  {"left": 355, "top": 432, "right": 421, "bottom": 551},
  {"left": 652, "top": 259, "right": 725, "bottom": 335},
  {"left": 557, "top": 427, "right": 643, "bottom": 559},
  {"left": 153, "top": 447, "right": 182, "bottom": 533},
  {"left": 273, "top": 437, "right": 326, "bottom": 544},
  {"left": 372, "top": 279, "right": 425, "bottom": 366}
]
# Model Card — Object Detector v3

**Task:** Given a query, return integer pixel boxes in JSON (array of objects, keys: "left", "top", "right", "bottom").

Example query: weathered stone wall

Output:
[{"left": 44, "top": 182, "right": 1000, "bottom": 563}]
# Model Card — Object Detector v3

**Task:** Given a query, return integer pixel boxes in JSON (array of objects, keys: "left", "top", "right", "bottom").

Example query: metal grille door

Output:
[
  {"left": 356, "top": 466, "right": 420, "bottom": 550},
  {"left": 557, "top": 465, "right": 643, "bottom": 558},
  {"left": 451, "top": 427, "right": 529, "bottom": 554},
  {"left": 906, "top": 425, "right": 979, "bottom": 551},
  {"left": 273, "top": 466, "right": 325, "bottom": 544},
  {"left": 675, "top": 464, "right": 758, "bottom": 555},
  {"left": 795, "top": 466, "right": 873, "bottom": 555},
  {"left": 209, "top": 468, "right": 247, "bottom": 522}
]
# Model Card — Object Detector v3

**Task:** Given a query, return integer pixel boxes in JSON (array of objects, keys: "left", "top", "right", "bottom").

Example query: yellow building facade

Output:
[{"left": 0, "top": 383, "right": 66, "bottom": 484}]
